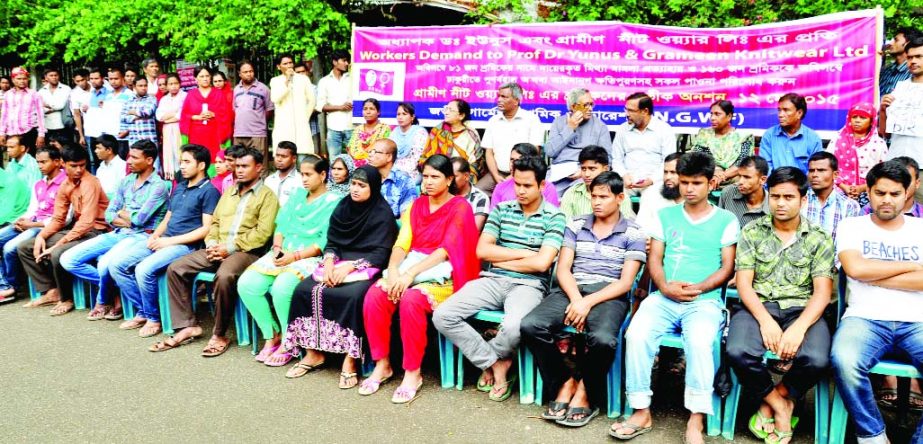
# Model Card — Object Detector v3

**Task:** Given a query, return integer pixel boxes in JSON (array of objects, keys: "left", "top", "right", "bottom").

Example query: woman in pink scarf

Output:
[{"left": 829, "top": 102, "right": 887, "bottom": 207}]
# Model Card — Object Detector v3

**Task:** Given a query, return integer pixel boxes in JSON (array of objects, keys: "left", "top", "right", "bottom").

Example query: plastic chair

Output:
[
  {"left": 72, "top": 278, "right": 95, "bottom": 310},
  {"left": 158, "top": 274, "right": 174, "bottom": 334},
  {"left": 28, "top": 277, "right": 41, "bottom": 300},
  {"left": 437, "top": 332, "right": 465, "bottom": 390},
  {"left": 192, "top": 272, "right": 253, "bottom": 347}
]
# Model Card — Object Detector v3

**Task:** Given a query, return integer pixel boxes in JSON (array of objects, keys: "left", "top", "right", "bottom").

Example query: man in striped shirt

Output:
[
  {"left": 119, "top": 78, "right": 158, "bottom": 147},
  {"left": 0, "top": 67, "right": 46, "bottom": 152},
  {"left": 558, "top": 145, "right": 610, "bottom": 219},
  {"left": 803, "top": 152, "right": 860, "bottom": 243},
  {"left": 435, "top": 155, "right": 566, "bottom": 403},
  {"left": 879, "top": 29, "right": 915, "bottom": 97}
]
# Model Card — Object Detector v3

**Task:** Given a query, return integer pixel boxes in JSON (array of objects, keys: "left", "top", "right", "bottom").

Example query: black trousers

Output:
[
  {"left": 726, "top": 301, "right": 831, "bottom": 399},
  {"left": 521, "top": 283, "right": 629, "bottom": 409}
]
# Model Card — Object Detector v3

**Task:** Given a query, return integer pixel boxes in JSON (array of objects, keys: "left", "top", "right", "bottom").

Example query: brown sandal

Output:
[
  {"left": 86, "top": 305, "right": 109, "bottom": 321},
  {"left": 201, "top": 339, "right": 230, "bottom": 358},
  {"left": 149, "top": 335, "right": 197, "bottom": 352}
]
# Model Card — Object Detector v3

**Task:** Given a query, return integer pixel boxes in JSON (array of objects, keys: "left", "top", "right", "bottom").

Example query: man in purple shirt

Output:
[
  {"left": 489, "top": 143, "right": 560, "bottom": 210},
  {"left": 233, "top": 62, "right": 274, "bottom": 170}
]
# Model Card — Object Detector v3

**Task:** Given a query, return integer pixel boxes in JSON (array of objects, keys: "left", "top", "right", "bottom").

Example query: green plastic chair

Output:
[{"left": 192, "top": 272, "right": 254, "bottom": 348}]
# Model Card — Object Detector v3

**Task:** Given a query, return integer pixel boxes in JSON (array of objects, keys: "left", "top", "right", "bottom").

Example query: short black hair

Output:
[
  {"left": 180, "top": 144, "right": 211, "bottom": 169},
  {"left": 664, "top": 152, "right": 683, "bottom": 163},
  {"left": 62, "top": 144, "right": 90, "bottom": 163},
  {"left": 578, "top": 145, "right": 609, "bottom": 166},
  {"left": 225, "top": 144, "right": 246, "bottom": 158},
  {"left": 37, "top": 146, "right": 62, "bottom": 161},
  {"left": 766, "top": 166, "right": 809, "bottom": 197},
  {"left": 276, "top": 141, "right": 297, "bottom": 156},
  {"left": 331, "top": 50, "right": 350, "bottom": 62},
  {"left": 88, "top": 67, "right": 103, "bottom": 77},
  {"left": 779, "top": 93, "right": 807, "bottom": 118},
  {"left": 626, "top": 92, "right": 653, "bottom": 113},
  {"left": 676, "top": 151, "right": 715, "bottom": 180},
  {"left": 236, "top": 146, "right": 264, "bottom": 165},
  {"left": 275, "top": 54, "right": 294, "bottom": 66},
  {"left": 590, "top": 171, "right": 624, "bottom": 195},
  {"left": 904, "top": 35, "right": 923, "bottom": 54},
  {"left": 130, "top": 139, "right": 159, "bottom": 160},
  {"left": 808, "top": 151, "right": 838, "bottom": 171},
  {"left": 739, "top": 155, "right": 769, "bottom": 176},
  {"left": 891, "top": 156, "right": 921, "bottom": 180},
  {"left": 867, "top": 160, "right": 912, "bottom": 190},
  {"left": 511, "top": 142, "right": 539, "bottom": 158},
  {"left": 512, "top": 155, "right": 548, "bottom": 183},
  {"left": 42, "top": 68, "right": 61, "bottom": 78},
  {"left": 193, "top": 66, "right": 213, "bottom": 78},
  {"left": 301, "top": 154, "right": 330, "bottom": 175},
  {"left": 95, "top": 134, "right": 118, "bottom": 152},
  {"left": 108, "top": 66, "right": 124, "bottom": 77},
  {"left": 451, "top": 156, "right": 471, "bottom": 175},
  {"left": 363, "top": 98, "right": 381, "bottom": 112},
  {"left": 238, "top": 61, "right": 254, "bottom": 72},
  {"left": 73, "top": 68, "right": 90, "bottom": 79}
]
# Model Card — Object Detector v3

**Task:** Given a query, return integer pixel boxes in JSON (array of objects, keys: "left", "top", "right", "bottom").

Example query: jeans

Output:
[
  {"left": 0, "top": 225, "right": 40, "bottom": 289},
  {"left": 831, "top": 317, "right": 923, "bottom": 443},
  {"left": 108, "top": 238, "right": 193, "bottom": 323},
  {"left": 59, "top": 230, "right": 148, "bottom": 305},
  {"left": 624, "top": 292, "right": 725, "bottom": 414},
  {"left": 326, "top": 129, "right": 353, "bottom": 158}
]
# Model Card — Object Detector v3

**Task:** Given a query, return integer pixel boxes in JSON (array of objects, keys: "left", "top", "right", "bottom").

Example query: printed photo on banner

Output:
[{"left": 353, "top": 62, "right": 406, "bottom": 102}]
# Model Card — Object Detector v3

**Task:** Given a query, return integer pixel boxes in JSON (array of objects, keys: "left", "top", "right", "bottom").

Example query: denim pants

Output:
[
  {"left": 108, "top": 238, "right": 193, "bottom": 323},
  {"left": 0, "top": 225, "right": 40, "bottom": 289},
  {"left": 59, "top": 230, "right": 149, "bottom": 305},
  {"left": 831, "top": 316, "right": 923, "bottom": 444},
  {"left": 325, "top": 129, "right": 353, "bottom": 158},
  {"left": 624, "top": 292, "right": 725, "bottom": 414}
]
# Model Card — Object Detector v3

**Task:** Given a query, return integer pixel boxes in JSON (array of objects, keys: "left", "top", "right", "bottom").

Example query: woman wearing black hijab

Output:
[{"left": 282, "top": 165, "right": 398, "bottom": 388}]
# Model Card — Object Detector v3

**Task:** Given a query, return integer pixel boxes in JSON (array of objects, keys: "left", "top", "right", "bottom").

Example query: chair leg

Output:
[
  {"left": 814, "top": 378, "right": 831, "bottom": 444},
  {"left": 608, "top": 342, "right": 625, "bottom": 418},
  {"left": 234, "top": 298, "right": 251, "bottom": 347},
  {"left": 828, "top": 386, "right": 848, "bottom": 444},
  {"left": 437, "top": 333, "right": 456, "bottom": 389},
  {"left": 73, "top": 280, "right": 87, "bottom": 310},
  {"left": 157, "top": 275, "right": 174, "bottom": 335},
  {"left": 721, "top": 370, "right": 742, "bottom": 440},
  {"left": 517, "top": 347, "right": 535, "bottom": 405}
]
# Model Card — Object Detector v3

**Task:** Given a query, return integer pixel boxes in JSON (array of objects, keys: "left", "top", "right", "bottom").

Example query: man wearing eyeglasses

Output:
[
  {"left": 366, "top": 138, "right": 418, "bottom": 218},
  {"left": 546, "top": 88, "right": 613, "bottom": 196}
]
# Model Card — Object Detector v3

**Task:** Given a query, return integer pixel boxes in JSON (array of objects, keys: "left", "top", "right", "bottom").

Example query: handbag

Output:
[
  {"left": 311, "top": 260, "right": 380, "bottom": 283},
  {"left": 381, "top": 251, "right": 453, "bottom": 285}
]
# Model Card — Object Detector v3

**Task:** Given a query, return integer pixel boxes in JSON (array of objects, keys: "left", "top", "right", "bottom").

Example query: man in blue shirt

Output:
[
  {"left": 108, "top": 144, "right": 220, "bottom": 337},
  {"left": 367, "top": 138, "right": 418, "bottom": 218},
  {"left": 759, "top": 93, "right": 822, "bottom": 175}
]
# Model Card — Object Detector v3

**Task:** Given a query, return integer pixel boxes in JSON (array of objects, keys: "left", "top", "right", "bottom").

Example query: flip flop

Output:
[
  {"left": 86, "top": 305, "right": 108, "bottom": 321},
  {"left": 104, "top": 307, "right": 124, "bottom": 321},
  {"left": 255, "top": 343, "right": 280, "bottom": 362},
  {"left": 909, "top": 392, "right": 923, "bottom": 413},
  {"left": 766, "top": 428, "right": 794, "bottom": 444},
  {"left": 749, "top": 411, "right": 775, "bottom": 440},
  {"left": 0, "top": 293, "right": 16, "bottom": 304},
  {"left": 541, "top": 401, "right": 570, "bottom": 421},
  {"left": 139, "top": 323, "right": 162, "bottom": 338},
  {"left": 609, "top": 421, "right": 653, "bottom": 440},
  {"left": 339, "top": 371, "right": 359, "bottom": 389},
  {"left": 285, "top": 361, "right": 324, "bottom": 379},
  {"left": 476, "top": 370, "right": 493, "bottom": 392},
  {"left": 391, "top": 381, "right": 423, "bottom": 404},
  {"left": 877, "top": 388, "right": 898, "bottom": 410},
  {"left": 201, "top": 340, "right": 230, "bottom": 358},
  {"left": 149, "top": 335, "right": 197, "bottom": 352},
  {"left": 358, "top": 374, "right": 393, "bottom": 396},
  {"left": 488, "top": 376, "right": 517, "bottom": 402},
  {"left": 556, "top": 406, "right": 599, "bottom": 427},
  {"left": 263, "top": 350, "right": 293, "bottom": 367},
  {"left": 119, "top": 318, "right": 147, "bottom": 330}
]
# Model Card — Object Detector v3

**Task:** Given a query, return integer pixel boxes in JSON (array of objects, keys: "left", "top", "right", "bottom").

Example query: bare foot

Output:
[
  {"left": 684, "top": 413, "right": 706, "bottom": 444},
  {"left": 173, "top": 325, "right": 204, "bottom": 342}
]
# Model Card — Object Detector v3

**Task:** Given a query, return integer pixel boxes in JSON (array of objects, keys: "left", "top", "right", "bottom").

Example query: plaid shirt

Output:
[
  {"left": 104, "top": 172, "right": 172, "bottom": 232},
  {"left": 120, "top": 94, "right": 158, "bottom": 145},
  {"left": 803, "top": 188, "right": 860, "bottom": 242},
  {"left": 0, "top": 88, "right": 46, "bottom": 136},
  {"left": 879, "top": 61, "right": 911, "bottom": 96}
]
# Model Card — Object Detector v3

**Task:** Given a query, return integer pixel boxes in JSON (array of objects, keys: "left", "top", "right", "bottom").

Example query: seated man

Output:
[
  {"left": 264, "top": 141, "right": 302, "bottom": 207},
  {"left": 760, "top": 93, "right": 822, "bottom": 175},
  {"left": 152, "top": 147, "right": 278, "bottom": 357},
  {"left": 108, "top": 144, "right": 220, "bottom": 337},
  {"left": 18, "top": 145, "right": 110, "bottom": 315},
  {"left": 93, "top": 134, "right": 127, "bottom": 198},
  {"left": 804, "top": 151, "right": 860, "bottom": 243},
  {"left": 489, "top": 143, "right": 559, "bottom": 210},
  {"left": 634, "top": 152, "right": 684, "bottom": 232},
  {"left": 451, "top": 156, "right": 491, "bottom": 230},
  {"left": 60, "top": 139, "right": 170, "bottom": 321},
  {"left": 718, "top": 155, "right": 770, "bottom": 229},
  {"left": 613, "top": 152, "right": 738, "bottom": 444},
  {"left": 434, "top": 156, "right": 565, "bottom": 402},
  {"left": 558, "top": 145, "right": 610, "bottom": 219},
  {"left": 0, "top": 146, "right": 66, "bottom": 302},
  {"left": 545, "top": 88, "right": 612, "bottom": 194},
  {"left": 610, "top": 92, "right": 676, "bottom": 201},
  {"left": 831, "top": 161, "right": 923, "bottom": 444},
  {"left": 366, "top": 138, "right": 418, "bottom": 218},
  {"left": 521, "top": 171, "right": 645, "bottom": 427},
  {"left": 861, "top": 156, "right": 922, "bottom": 217},
  {"left": 5, "top": 134, "right": 41, "bottom": 186},
  {"left": 727, "top": 167, "right": 835, "bottom": 444}
]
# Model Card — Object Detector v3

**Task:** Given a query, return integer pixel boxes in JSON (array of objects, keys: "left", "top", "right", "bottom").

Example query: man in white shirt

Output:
[
  {"left": 69, "top": 69, "right": 91, "bottom": 149},
  {"left": 476, "top": 82, "right": 545, "bottom": 195},
  {"left": 93, "top": 134, "right": 127, "bottom": 198},
  {"left": 880, "top": 36, "right": 923, "bottom": 204},
  {"left": 264, "top": 141, "right": 301, "bottom": 207},
  {"left": 611, "top": 92, "right": 676, "bottom": 198},
  {"left": 38, "top": 68, "right": 73, "bottom": 142},
  {"left": 831, "top": 160, "right": 923, "bottom": 444},
  {"left": 316, "top": 50, "right": 352, "bottom": 158}
]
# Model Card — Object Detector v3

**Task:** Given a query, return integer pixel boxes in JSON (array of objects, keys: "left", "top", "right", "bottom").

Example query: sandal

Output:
[
  {"left": 358, "top": 374, "right": 393, "bottom": 396},
  {"left": 139, "top": 322, "right": 162, "bottom": 338},
  {"left": 339, "top": 371, "right": 358, "bottom": 389},
  {"left": 201, "top": 339, "right": 230, "bottom": 358},
  {"left": 556, "top": 406, "right": 599, "bottom": 427},
  {"left": 104, "top": 307, "right": 124, "bottom": 321},
  {"left": 765, "top": 429, "right": 794, "bottom": 444},
  {"left": 285, "top": 361, "right": 324, "bottom": 379},
  {"left": 877, "top": 388, "right": 898, "bottom": 410},
  {"left": 391, "top": 381, "right": 423, "bottom": 404},
  {"left": 541, "top": 401, "right": 569, "bottom": 421},
  {"left": 909, "top": 392, "right": 923, "bottom": 413},
  {"left": 476, "top": 370, "right": 493, "bottom": 392},
  {"left": 264, "top": 350, "right": 293, "bottom": 367},
  {"left": 488, "top": 376, "right": 517, "bottom": 402},
  {"left": 255, "top": 343, "right": 280, "bottom": 363},
  {"left": 609, "top": 421, "right": 653, "bottom": 440},
  {"left": 86, "top": 305, "right": 109, "bottom": 321},
  {"left": 749, "top": 411, "right": 775, "bottom": 440},
  {"left": 0, "top": 289, "right": 15, "bottom": 304},
  {"left": 49, "top": 301, "right": 74, "bottom": 316},
  {"left": 149, "top": 335, "right": 198, "bottom": 352}
]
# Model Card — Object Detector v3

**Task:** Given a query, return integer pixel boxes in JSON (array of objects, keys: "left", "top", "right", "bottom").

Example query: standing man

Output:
[
  {"left": 879, "top": 29, "right": 916, "bottom": 97},
  {"left": 803, "top": 151, "right": 860, "bottom": 242},
  {"left": 233, "top": 61, "right": 273, "bottom": 170},
  {"left": 727, "top": 167, "right": 835, "bottom": 444},
  {"left": 155, "top": 147, "right": 278, "bottom": 357},
  {"left": 17, "top": 145, "right": 109, "bottom": 316},
  {"left": 101, "top": 67, "right": 135, "bottom": 158},
  {"left": 477, "top": 82, "right": 545, "bottom": 194},
  {"left": 83, "top": 67, "right": 110, "bottom": 159},
  {"left": 70, "top": 69, "right": 92, "bottom": 149},
  {"left": 831, "top": 160, "right": 923, "bottom": 444},
  {"left": 118, "top": 78, "right": 158, "bottom": 147},
  {"left": 141, "top": 59, "right": 161, "bottom": 100},
  {"left": 366, "top": 139, "right": 418, "bottom": 218},
  {"left": 0, "top": 67, "right": 46, "bottom": 152},
  {"left": 760, "top": 93, "right": 823, "bottom": 175},
  {"left": 880, "top": 35, "right": 923, "bottom": 204},
  {"left": 38, "top": 68, "right": 73, "bottom": 142},
  {"left": 452, "top": 156, "right": 491, "bottom": 230},
  {"left": 558, "top": 145, "right": 611, "bottom": 219},
  {"left": 93, "top": 135, "right": 127, "bottom": 198},
  {"left": 271, "top": 54, "right": 316, "bottom": 156},
  {"left": 434, "top": 156, "right": 566, "bottom": 403},
  {"left": 610, "top": 92, "right": 677, "bottom": 202},
  {"left": 316, "top": 50, "right": 352, "bottom": 157},
  {"left": 718, "top": 156, "right": 771, "bottom": 229},
  {"left": 5, "top": 135, "right": 42, "bottom": 186},
  {"left": 545, "top": 88, "right": 612, "bottom": 194},
  {"left": 264, "top": 141, "right": 301, "bottom": 206}
]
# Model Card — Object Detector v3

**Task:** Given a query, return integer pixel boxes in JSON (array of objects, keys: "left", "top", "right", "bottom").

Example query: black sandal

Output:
[
  {"left": 541, "top": 401, "right": 569, "bottom": 421},
  {"left": 556, "top": 406, "right": 599, "bottom": 428}
]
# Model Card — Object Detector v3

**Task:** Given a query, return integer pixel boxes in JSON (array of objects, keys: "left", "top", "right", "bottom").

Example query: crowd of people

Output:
[{"left": 0, "top": 28, "right": 922, "bottom": 444}]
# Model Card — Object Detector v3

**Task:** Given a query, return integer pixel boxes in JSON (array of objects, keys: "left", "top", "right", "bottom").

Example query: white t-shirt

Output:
[
  {"left": 480, "top": 107, "right": 545, "bottom": 173},
  {"left": 96, "top": 156, "right": 127, "bottom": 197},
  {"left": 836, "top": 215, "right": 923, "bottom": 323},
  {"left": 634, "top": 182, "right": 680, "bottom": 234}
]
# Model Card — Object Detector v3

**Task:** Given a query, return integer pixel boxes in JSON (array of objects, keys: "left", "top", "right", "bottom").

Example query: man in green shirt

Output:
[
  {"left": 558, "top": 145, "right": 610, "bottom": 219},
  {"left": 726, "top": 166, "right": 835, "bottom": 444},
  {"left": 0, "top": 166, "right": 30, "bottom": 226}
]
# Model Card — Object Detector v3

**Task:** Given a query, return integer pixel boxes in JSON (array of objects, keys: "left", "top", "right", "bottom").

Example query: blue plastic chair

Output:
[
  {"left": 192, "top": 272, "right": 253, "bottom": 347},
  {"left": 157, "top": 274, "right": 174, "bottom": 334},
  {"left": 437, "top": 332, "right": 465, "bottom": 390},
  {"left": 72, "top": 278, "right": 96, "bottom": 310},
  {"left": 28, "top": 278, "right": 41, "bottom": 300}
]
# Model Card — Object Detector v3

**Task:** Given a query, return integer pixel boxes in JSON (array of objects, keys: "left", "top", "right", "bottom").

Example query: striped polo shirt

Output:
[
  {"left": 483, "top": 199, "right": 566, "bottom": 285},
  {"left": 564, "top": 214, "right": 647, "bottom": 285}
]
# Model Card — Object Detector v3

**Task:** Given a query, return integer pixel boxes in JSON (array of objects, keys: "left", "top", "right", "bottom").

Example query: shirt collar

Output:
[
  {"left": 756, "top": 213, "right": 812, "bottom": 236},
  {"left": 233, "top": 179, "right": 263, "bottom": 196},
  {"left": 579, "top": 213, "right": 630, "bottom": 236},
  {"left": 45, "top": 170, "right": 66, "bottom": 185},
  {"left": 774, "top": 124, "right": 806, "bottom": 138}
]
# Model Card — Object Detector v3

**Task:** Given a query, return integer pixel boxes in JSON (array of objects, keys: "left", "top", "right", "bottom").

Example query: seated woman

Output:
[
  {"left": 282, "top": 165, "right": 398, "bottom": 388},
  {"left": 360, "top": 155, "right": 480, "bottom": 403},
  {"left": 828, "top": 102, "right": 887, "bottom": 207},
  {"left": 237, "top": 155, "right": 343, "bottom": 367},
  {"left": 420, "top": 99, "right": 483, "bottom": 180},
  {"left": 690, "top": 100, "right": 754, "bottom": 185},
  {"left": 328, "top": 154, "right": 356, "bottom": 195},
  {"left": 347, "top": 98, "right": 391, "bottom": 167},
  {"left": 387, "top": 102, "right": 428, "bottom": 182}
]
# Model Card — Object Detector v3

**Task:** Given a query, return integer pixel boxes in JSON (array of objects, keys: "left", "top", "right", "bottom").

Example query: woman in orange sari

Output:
[
  {"left": 179, "top": 66, "right": 232, "bottom": 161},
  {"left": 346, "top": 98, "right": 390, "bottom": 167},
  {"left": 361, "top": 154, "right": 480, "bottom": 403}
]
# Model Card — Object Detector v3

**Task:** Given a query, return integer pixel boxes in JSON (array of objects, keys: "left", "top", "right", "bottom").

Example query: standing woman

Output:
[
  {"left": 387, "top": 102, "right": 428, "bottom": 182},
  {"left": 156, "top": 73, "right": 187, "bottom": 179},
  {"left": 346, "top": 98, "right": 390, "bottom": 167},
  {"left": 282, "top": 165, "right": 398, "bottom": 389},
  {"left": 828, "top": 102, "right": 887, "bottom": 206},
  {"left": 179, "top": 66, "right": 231, "bottom": 162},
  {"left": 690, "top": 100, "right": 754, "bottom": 185},
  {"left": 420, "top": 99, "right": 483, "bottom": 180},
  {"left": 212, "top": 71, "right": 235, "bottom": 147},
  {"left": 361, "top": 154, "right": 480, "bottom": 403},
  {"left": 328, "top": 154, "right": 356, "bottom": 196}
]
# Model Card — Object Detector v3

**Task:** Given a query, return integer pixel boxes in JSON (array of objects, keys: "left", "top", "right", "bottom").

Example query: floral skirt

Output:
[{"left": 283, "top": 276, "right": 374, "bottom": 359}]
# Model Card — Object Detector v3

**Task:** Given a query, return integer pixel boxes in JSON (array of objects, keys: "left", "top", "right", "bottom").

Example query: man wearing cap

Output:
[{"left": 0, "top": 67, "right": 47, "bottom": 152}]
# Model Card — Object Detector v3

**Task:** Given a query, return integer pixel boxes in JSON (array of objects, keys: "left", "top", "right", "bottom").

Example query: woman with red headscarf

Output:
[{"left": 828, "top": 102, "right": 888, "bottom": 206}]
